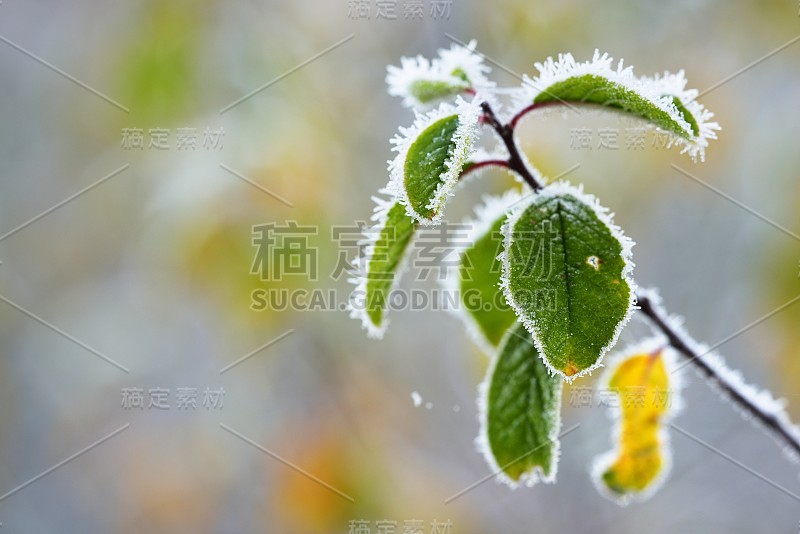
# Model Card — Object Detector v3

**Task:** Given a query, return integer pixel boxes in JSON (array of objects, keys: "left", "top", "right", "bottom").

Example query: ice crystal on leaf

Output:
[
  {"left": 386, "top": 40, "right": 494, "bottom": 110},
  {"left": 516, "top": 50, "right": 720, "bottom": 161},
  {"left": 477, "top": 323, "right": 563, "bottom": 488},
  {"left": 499, "top": 181, "right": 636, "bottom": 380},
  {"left": 388, "top": 97, "right": 481, "bottom": 225},
  {"left": 437, "top": 40, "right": 494, "bottom": 92},
  {"left": 347, "top": 186, "right": 417, "bottom": 338}
]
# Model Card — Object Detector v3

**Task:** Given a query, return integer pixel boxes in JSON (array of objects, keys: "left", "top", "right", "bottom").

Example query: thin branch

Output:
[
  {"left": 636, "top": 292, "right": 800, "bottom": 459},
  {"left": 509, "top": 99, "right": 621, "bottom": 129},
  {"left": 479, "top": 102, "right": 543, "bottom": 191},
  {"left": 461, "top": 159, "right": 510, "bottom": 179},
  {"left": 509, "top": 101, "right": 563, "bottom": 129}
]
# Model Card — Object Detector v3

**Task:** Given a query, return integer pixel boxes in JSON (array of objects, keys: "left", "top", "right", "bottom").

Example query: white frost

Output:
[
  {"left": 437, "top": 40, "right": 495, "bottom": 93},
  {"left": 458, "top": 146, "right": 511, "bottom": 184}
]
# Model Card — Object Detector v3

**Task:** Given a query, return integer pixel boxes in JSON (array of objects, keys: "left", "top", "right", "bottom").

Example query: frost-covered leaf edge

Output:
[
  {"left": 347, "top": 186, "right": 416, "bottom": 339},
  {"left": 475, "top": 325, "right": 564, "bottom": 488},
  {"left": 498, "top": 180, "right": 637, "bottom": 382},
  {"left": 515, "top": 50, "right": 720, "bottom": 162},
  {"left": 459, "top": 145, "right": 510, "bottom": 184},
  {"left": 388, "top": 97, "right": 481, "bottom": 225},
  {"left": 386, "top": 40, "right": 495, "bottom": 110}
]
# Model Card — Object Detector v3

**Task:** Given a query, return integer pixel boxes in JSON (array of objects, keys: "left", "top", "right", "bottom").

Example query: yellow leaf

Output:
[{"left": 593, "top": 341, "right": 680, "bottom": 504}]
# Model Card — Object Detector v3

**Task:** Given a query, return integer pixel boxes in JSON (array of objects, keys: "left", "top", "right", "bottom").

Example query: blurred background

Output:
[{"left": 0, "top": 0, "right": 799, "bottom": 532}]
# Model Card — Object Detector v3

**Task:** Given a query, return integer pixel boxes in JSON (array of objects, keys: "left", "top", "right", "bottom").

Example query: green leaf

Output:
[
  {"left": 350, "top": 200, "right": 417, "bottom": 337},
  {"left": 457, "top": 202, "right": 518, "bottom": 349},
  {"left": 668, "top": 95, "right": 699, "bottom": 137},
  {"left": 404, "top": 114, "right": 460, "bottom": 221},
  {"left": 386, "top": 41, "right": 492, "bottom": 110},
  {"left": 501, "top": 183, "right": 634, "bottom": 379},
  {"left": 391, "top": 101, "right": 480, "bottom": 225},
  {"left": 524, "top": 52, "right": 720, "bottom": 161},
  {"left": 408, "top": 78, "right": 469, "bottom": 106},
  {"left": 481, "top": 323, "right": 563, "bottom": 485},
  {"left": 534, "top": 74, "right": 694, "bottom": 140}
]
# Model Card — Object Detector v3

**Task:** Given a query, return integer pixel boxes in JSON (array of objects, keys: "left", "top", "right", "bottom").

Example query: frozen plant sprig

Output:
[{"left": 348, "top": 41, "right": 800, "bottom": 503}]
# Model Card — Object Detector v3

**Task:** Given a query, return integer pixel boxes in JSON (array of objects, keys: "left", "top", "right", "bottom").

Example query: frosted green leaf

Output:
[
  {"left": 668, "top": 95, "right": 699, "bottom": 137},
  {"left": 408, "top": 79, "right": 470, "bottom": 106},
  {"left": 522, "top": 50, "right": 719, "bottom": 161},
  {"left": 386, "top": 40, "right": 494, "bottom": 110},
  {"left": 500, "top": 182, "right": 634, "bottom": 379},
  {"left": 349, "top": 198, "right": 417, "bottom": 338},
  {"left": 479, "top": 323, "right": 563, "bottom": 486},
  {"left": 535, "top": 74, "right": 694, "bottom": 137},
  {"left": 404, "top": 114, "right": 459, "bottom": 220},
  {"left": 390, "top": 99, "right": 480, "bottom": 225},
  {"left": 454, "top": 192, "right": 520, "bottom": 349}
]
